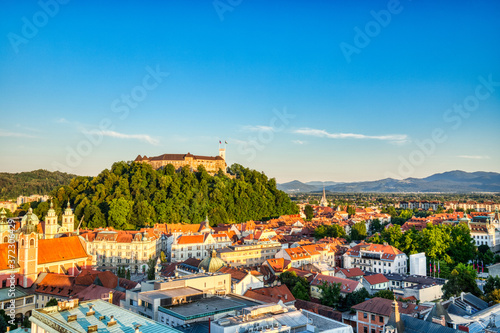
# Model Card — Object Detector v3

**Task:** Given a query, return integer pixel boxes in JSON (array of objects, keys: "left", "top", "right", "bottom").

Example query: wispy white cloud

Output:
[
  {"left": 242, "top": 125, "right": 274, "bottom": 132},
  {"left": 292, "top": 140, "right": 305, "bottom": 145},
  {"left": 0, "top": 129, "right": 37, "bottom": 138},
  {"left": 82, "top": 129, "right": 159, "bottom": 145},
  {"left": 457, "top": 155, "right": 491, "bottom": 160},
  {"left": 294, "top": 128, "right": 408, "bottom": 144},
  {"left": 55, "top": 117, "right": 69, "bottom": 124}
]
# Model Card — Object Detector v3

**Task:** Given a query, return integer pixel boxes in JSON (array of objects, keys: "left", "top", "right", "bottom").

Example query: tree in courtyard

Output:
[
  {"left": 484, "top": 275, "right": 500, "bottom": 295},
  {"left": 350, "top": 222, "right": 367, "bottom": 241},
  {"left": 292, "top": 283, "right": 310, "bottom": 301},
  {"left": 147, "top": 258, "right": 157, "bottom": 280},
  {"left": 339, "top": 288, "right": 370, "bottom": 312},
  {"left": 442, "top": 263, "right": 482, "bottom": 298},
  {"left": 279, "top": 271, "right": 310, "bottom": 301},
  {"left": 370, "top": 219, "right": 383, "bottom": 234},
  {"left": 319, "top": 282, "right": 342, "bottom": 308},
  {"left": 304, "top": 205, "right": 314, "bottom": 221},
  {"left": 373, "top": 290, "right": 395, "bottom": 300},
  {"left": 46, "top": 298, "right": 58, "bottom": 306}
]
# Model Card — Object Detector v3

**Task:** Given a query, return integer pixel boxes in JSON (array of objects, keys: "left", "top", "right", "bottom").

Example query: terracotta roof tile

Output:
[
  {"left": 364, "top": 274, "right": 389, "bottom": 285},
  {"left": 177, "top": 234, "right": 205, "bottom": 244},
  {"left": 38, "top": 236, "right": 89, "bottom": 264}
]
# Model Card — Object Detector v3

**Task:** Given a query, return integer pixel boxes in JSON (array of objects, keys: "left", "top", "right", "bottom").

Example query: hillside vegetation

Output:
[
  {"left": 0, "top": 169, "right": 77, "bottom": 200},
  {"left": 47, "top": 162, "right": 298, "bottom": 229}
]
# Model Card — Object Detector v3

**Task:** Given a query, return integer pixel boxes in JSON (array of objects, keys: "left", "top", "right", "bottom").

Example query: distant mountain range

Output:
[{"left": 278, "top": 171, "right": 500, "bottom": 193}]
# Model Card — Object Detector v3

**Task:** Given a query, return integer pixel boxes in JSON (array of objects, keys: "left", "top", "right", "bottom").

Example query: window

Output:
[
  {"left": 363, "top": 313, "right": 367, "bottom": 319},
  {"left": 371, "top": 314, "right": 375, "bottom": 321},
  {"left": 363, "top": 327, "right": 367, "bottom": 333},
  {"left": 371, "top": 329, "right": 375, "bottom": 333},
  {"left": 379, "top": 316, "right": 383, "bottom": 322}
]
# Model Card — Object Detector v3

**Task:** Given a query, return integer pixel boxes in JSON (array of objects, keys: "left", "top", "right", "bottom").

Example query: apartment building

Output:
[
  {"left": 343, "top": 242, "right": 408, "bottom": 274},
  {"left": 80, "top": 228, "right": 162, "bottom": 273},
  {"left": 218, "top": 241, "right": 282, "bottom": 268},
  {"left": 170, "top": 232, "right": 232, "bottom": 262}
]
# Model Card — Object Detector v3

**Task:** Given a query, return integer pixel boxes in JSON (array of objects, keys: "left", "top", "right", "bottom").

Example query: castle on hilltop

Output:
[{"left": 134, "top": 148, "right": 227, "bottom": 174}]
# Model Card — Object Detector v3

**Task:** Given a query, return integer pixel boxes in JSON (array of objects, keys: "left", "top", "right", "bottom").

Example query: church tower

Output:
[
  {"left": 62, "top": 202, "right": 75, "bottom": 233},
  {"left": 18, "top": 232, "right": 38, "bottom": 288},
  {"left": 320, "top": 186, "right": 328, "bottom": 207},
  {"left": 44, "top": 201, "right": 59, "bottom": 239},
  {"left": 0, "top": 208, "right": 9, "bottom": 234}
]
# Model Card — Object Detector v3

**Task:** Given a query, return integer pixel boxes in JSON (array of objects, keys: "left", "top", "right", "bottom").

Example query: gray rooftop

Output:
[
  {"left": 141, "top": 287, "right": 202, "bottom": 300},
  {"left": 0, "top": 287, "right": 29, "bottom": 301},
  {"left": 298, "top": 310, "right": 351, "bottom": 332},
  {"left": 31, "top": 299, "right": 181, "bottom": 333},
  {"left": 159, "top": 296, "right": 248, "bottom": 320}
]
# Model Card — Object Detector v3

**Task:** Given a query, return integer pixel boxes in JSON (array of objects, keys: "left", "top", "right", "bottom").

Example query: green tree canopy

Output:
[
  {"left": 314, "top": 224, "right": 346, "bottom": 240},
  {"left": 373, "top": 289, "right": 395, "bottom": 300},
  {"left": 350, "top": 222, "right": 367, "bottom": 241},
  {"left": 51, "top": 162, "right": 298, "bottom": 228},
  {"left": 319, "top": 281, "right": 342, "bottom": 308},
  {"left": 304, "top": 205, "right": 314, "bottom": 221},
  {"left": 442, "top": 263, "right": 482, "bottom": 298}
]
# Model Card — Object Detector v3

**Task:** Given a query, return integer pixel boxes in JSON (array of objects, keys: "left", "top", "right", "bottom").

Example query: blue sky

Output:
[{"left": 1, "top": 0, "right": 499, "bottom": 182}]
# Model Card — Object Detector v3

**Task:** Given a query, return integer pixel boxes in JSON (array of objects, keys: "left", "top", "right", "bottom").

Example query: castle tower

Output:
[
  {"left": 62, "top": 202, "right": 75, "bottom": 233},
  {"left": 44, "top": 201, "right": 59, "bottom": 239},
  {"left": 18, "top": 232, "right": 38, "bottom": 288},
  {"left": 219, "top": 148, "right": 226, "bottom": 160},
  {"left": 0, "top": 208, "right": 9, "bottom": 234}
]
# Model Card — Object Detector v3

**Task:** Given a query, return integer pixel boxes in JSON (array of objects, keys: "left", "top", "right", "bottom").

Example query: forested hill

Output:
[
  {"left": 48, "top": 162, "right": 298, "bottom": 229},
  {"left": 0, "top": 169, "right": 77, "bottom": 200}
]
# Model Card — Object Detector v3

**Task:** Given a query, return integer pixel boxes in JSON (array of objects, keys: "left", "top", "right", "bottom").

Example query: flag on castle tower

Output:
[
  {"left": 225, "top": 140, "right": 228, "bottom": 144},
  {"left": 219, "top": 140, "right": 221, "bottom": 144}
]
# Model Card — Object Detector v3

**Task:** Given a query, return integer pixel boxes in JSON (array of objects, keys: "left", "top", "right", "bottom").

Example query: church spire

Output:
[{"left": 320, "top": 184, "right": 328, "bottom": 207}]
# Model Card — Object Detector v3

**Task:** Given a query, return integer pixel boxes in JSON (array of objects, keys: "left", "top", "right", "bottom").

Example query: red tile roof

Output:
[
  {"left": 294, "top": 299, "right": 342, "bottom": 322},
  {"left": 244, "top": 285, "right": 295, "bottom": 303},
  {"left": 363, "top": 273, "right": 389, "bottom": 285},
  {"left": 177, "top": 234, "right": 205, "bottom": 244},
  {"left": 352, "top": 297, "right": 428, "bottom": 317},
  {"left": 339, "top": 267, "right": 364, "bottom": 278},
  {"left": 0, "top": 243, "right": 17, "bottom": 271},
  {"left": 38, "top": 236, "right": 89, "bottom": 264},
  {"left": 311, "top": 274, "right": 359, "bottom": 294}
]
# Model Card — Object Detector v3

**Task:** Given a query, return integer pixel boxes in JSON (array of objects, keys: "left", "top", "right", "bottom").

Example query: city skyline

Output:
[{"left": 1, "top": 0, "right": 499, "bottom": 183}]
